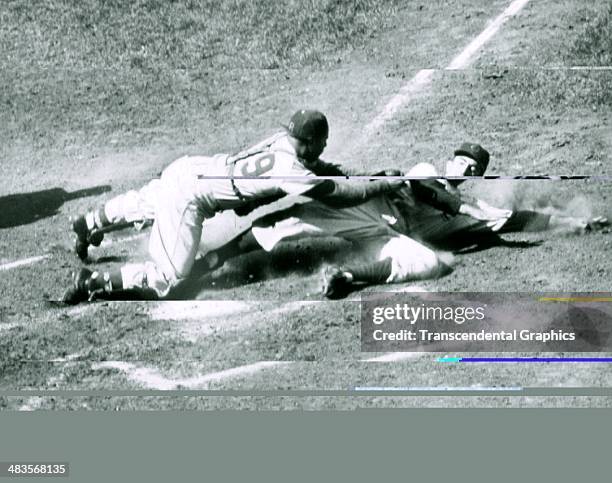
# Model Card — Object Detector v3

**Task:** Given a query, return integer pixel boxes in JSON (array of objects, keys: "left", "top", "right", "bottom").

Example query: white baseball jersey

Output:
[
  {"left": 188, "top": 133, "right": 323, "bottom": 217},
  {"left": 116, "top": 132, "right": 326, "bottom": 296}
]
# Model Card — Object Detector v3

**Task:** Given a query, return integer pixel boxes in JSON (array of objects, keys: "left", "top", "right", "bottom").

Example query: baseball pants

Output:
[
  {"left": 244, "top": 199, "right": 445, "bottom": 284},
  {"left": 107, "top": 157, "right": 209, "bottom": 296}
]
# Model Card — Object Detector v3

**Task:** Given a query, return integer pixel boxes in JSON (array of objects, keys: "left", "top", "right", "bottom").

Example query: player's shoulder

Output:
[
  {"left": 271, "top": 151, "right": 314, "bottom": 175},
  {"left": 266, "top": 139, "right": 305, "bottom": 167}
]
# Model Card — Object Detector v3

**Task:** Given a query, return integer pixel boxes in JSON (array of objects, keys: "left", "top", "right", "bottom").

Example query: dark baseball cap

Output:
[
  {"left": 285, "top": 110, "right": 329, "bottom": 142},
  {"left": 454, "top": 142, "right": 490, "bottom": 171}
]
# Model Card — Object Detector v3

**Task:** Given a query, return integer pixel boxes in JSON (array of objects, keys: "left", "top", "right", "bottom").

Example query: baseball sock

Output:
[
  {"left": 85, "top": 207, "right": 111, "bottom": 231},
  {"left": 343, "top": 258, "right": 392, "bottom": 284},
  {"left": 87, "top": 269, "right": 123, "bottom": 292}
]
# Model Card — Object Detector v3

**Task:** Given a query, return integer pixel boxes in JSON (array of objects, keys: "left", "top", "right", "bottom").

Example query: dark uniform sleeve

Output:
[
  {"left": 409, "top": 180, "right": 463, "bottom": 215},
  {"left": 304, "top": 179, "right": 398, "bottom": 207},
  {"left": 308, "top": 159, "right": 347, "bottom": 176},
  {"left": 233, "top": 192, "right": 287, "bottom": 216},
  {"left": 309, "top": 159, "right": 376, "bottom": 177}
]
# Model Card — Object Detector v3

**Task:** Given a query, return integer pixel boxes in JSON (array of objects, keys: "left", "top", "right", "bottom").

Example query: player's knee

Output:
[
  {"left": 379, "top": 235, "right": 446, "bottom": 282},
  {"left": 410, "top": 246, "right": 443, "bottom": 277},
  {"left": 390, "top": 250, "right": 452, "bottom": 282},
  {"left": 433, "top": 251, "right": 455, "bottom": 277},
  {"left": 120, "top": 262, "right": 172, "bottom": 298}
]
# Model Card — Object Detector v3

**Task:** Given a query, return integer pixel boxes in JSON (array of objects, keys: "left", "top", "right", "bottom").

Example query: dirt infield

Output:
[{"left": 1, "top": 0, "right": 611, "bottom": 410}]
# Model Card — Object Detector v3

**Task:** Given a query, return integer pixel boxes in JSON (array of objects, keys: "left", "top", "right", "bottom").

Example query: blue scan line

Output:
[
  {"left": 437, "top": 357, "right": 463, "bottom": 362},
  {"left": 459, "top": 358, "right": 612, "bottom": 363}
]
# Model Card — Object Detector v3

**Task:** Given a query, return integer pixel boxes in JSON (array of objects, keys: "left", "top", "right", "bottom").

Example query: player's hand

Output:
[
  {"left": 485, "top": 217, "right": 511, "bottom": 232},
  {"left": 234, "top": 192, "right": 286, "bottom": 216},
  {"left": 234, "top": 202, "right": 257, "bottom": 217},
  {"left": 475, "top": 199, "right": 512, "bottom": 231},
  {"left": 458, "top": 203, "right": 487, "bottom": 220},
  {"left": 476, "top": 199, "right": 511, "bottom": 217},
  {"left": 459, "top": 202, "right": 511, "bottom": 231}
]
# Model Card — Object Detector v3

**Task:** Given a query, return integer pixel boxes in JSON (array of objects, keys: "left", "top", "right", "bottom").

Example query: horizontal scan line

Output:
[
  {"left": 195, "top": 175, "right": 604, "bottom": 180},
  {"left": 443, "top": 358, "right": 612, "bottom": 363},
  {"left": 5, "top": 388, "right": 612, "bottom": 397},
  {"left": 9, "top": 65, "right": 612, "bottom": 74},
  {"left": 539, "top": 297, "right": 612, "bottom": 303}
]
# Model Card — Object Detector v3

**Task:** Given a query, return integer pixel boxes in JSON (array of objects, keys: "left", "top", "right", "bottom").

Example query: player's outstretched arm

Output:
[
  {"left": 311, "top": 159, "right": 403, "bottom": 177},
  {"left": 304, "top": 179, "right": 405, "bottom": 207},
  {"left": 409, "top": 179, "right": 463, "bottom": 215}
]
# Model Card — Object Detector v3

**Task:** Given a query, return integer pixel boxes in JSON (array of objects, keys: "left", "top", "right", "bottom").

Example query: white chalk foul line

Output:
[
  {"left": 364, "top": 352, "right": 426, "bottom": 363},
  {"left": 93, "top": 360, "right": 289, "bottom": 390},
  {"left": 93, "top": 354, "right": 426, "bottom": 390},
  {"left": 365, "top": 69, "right": 435, "bottom": 135},
  {"left": 446, "top": 0, "right": 531, "bottom": 70},
  {"left": 365, "top": 0, "right": 531, "bottom": 134},
  {"left": 0, "top": 254, "right": 51, "bottom": 271},
  {"left": 0, "top": 232, "right": 147, "bottom": 272}
]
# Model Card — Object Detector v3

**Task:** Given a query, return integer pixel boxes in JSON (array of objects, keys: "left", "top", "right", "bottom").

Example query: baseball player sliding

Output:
[
  {"left": 63, "top": 110, "right": 405, "bottom": 303},
  {"left": 196, "top": 143, "right": 609, "bottom": 298}
]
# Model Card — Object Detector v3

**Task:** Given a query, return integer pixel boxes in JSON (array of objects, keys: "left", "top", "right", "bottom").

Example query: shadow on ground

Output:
[
  {"left": 450, "top": 235, "right": 544, "bottom": 254},
  {"left": 0, "top": 185, "right": 111, "bottom": 229}
]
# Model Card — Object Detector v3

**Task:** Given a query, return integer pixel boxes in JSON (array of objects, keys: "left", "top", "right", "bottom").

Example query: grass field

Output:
[{"left": 1, "top": 0, "right": 611, "bottom": 410}]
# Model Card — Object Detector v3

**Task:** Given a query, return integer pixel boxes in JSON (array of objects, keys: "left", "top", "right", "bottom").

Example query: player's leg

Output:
[
  {"left": 197, "top": 202, "right": 339, "bottom": 271},
  {"left": 192, "top": 204, "right": 306, "bottom": 273},
  {"left": 64, "top": 202, "right": 204, "bottom": 303},
  {"left": 499, "top": 211, "right": 609, "bottom": 234},
  {"left": 72, "top": 179, "right": 161, "bottom": 260},
  {"left": 321, "top": 259, "right": 393, "bottom": 299},
  {"left": 250, "top": 197, "right": 400, "bottom": 251},
  {"left": 409, "top": 210, "right": 495, "bottom": 248},
  {"left": 199, "top": 198, "right": 399, "bottom": 273},
  {"left": 64, "top": 162, "right": 205, "bottom": 303},
  {"left": 121, "top": 208, "right": 204, "bottom": 296},
  {"left": 322, "top": 235, "right": 454, "bottom": 298}
]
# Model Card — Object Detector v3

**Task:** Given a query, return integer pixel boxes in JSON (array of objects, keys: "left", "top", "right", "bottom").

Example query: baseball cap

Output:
[
  {"left": 285, "top": 110, "right": 329, "bottom": 142},
  {"left": 454, "top": 142, "right": 490, "bottom": 171}
]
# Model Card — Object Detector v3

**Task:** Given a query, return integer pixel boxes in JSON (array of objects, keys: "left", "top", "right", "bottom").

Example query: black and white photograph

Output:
[{"left": 1, "top": 0, "right": 611, "bottom": 410}]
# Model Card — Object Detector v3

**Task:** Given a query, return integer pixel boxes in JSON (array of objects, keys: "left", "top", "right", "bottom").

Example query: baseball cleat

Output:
[
  {"left": 61, "top": 268, "right": 96, "bottom": 305},
  {"left": 72, "top": 216, "right": 104, "bottom": 260},
  {"left": 585, "top": 216, "right": 610, "bottom": 233},
  {"left": 322, "top": 266, "right": 353, "bottom": 299}
]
